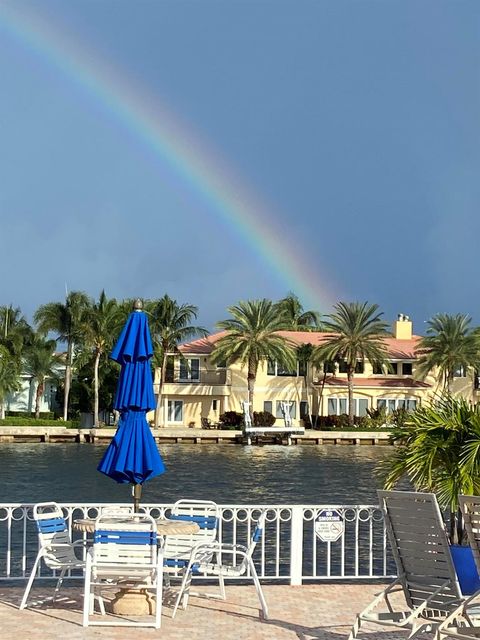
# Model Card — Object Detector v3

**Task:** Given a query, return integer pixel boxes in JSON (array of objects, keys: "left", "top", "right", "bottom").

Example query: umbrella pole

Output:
[{"left": 133, "top": 483, "right": 142, "bottom": 512}]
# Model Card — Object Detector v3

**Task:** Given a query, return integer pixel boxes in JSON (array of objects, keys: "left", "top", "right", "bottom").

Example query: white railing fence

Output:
[{"left": 0, "top": 503, "right": 393, "bottom": 585}]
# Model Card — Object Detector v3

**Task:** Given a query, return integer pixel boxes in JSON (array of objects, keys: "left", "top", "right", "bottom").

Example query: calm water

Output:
[{"left": 0, "top": 443, "right": 395, "bottom": 505}]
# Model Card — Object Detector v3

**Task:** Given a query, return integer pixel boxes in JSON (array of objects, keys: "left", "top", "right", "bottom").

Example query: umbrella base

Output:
[{"left": 109, "top": 586, "right": 157, "bottom": 615}]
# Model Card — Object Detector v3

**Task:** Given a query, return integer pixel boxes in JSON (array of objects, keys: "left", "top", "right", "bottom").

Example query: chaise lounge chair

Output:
[
  {"left": 436, "top": 495, "right": 480, "bottom": 640},
  {"left": 349, "top": 490, "right": 464, "bottom": 640}
]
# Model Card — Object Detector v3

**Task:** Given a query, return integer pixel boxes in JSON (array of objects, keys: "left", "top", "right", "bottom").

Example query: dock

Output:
[{"left": 0, "top": 426, "right": 393, "bottom": 445}]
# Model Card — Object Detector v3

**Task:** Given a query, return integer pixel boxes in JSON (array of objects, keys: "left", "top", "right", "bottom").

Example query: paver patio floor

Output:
[{"left": 0, "top": 582, "right": 417, "bottom": 640}]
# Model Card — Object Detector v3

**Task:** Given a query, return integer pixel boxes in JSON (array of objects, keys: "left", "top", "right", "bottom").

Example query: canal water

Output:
[{"left": 0, "top": 443, "right": 395, "bottom": 505}]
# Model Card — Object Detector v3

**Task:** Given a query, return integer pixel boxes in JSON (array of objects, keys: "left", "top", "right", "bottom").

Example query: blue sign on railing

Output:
[{"left": 315, "top": 508, "right": 344, "bottom": 542}]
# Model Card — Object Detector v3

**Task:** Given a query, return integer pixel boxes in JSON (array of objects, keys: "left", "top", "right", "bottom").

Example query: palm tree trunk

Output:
[
  {"left": 154, "top": 355, "right": 167, "bottom": 428},
  {"left": 93, "top": 350, "right": 101, "bottom": 427},
  {"left": 303, "top": 372, "right": 312, "bottom": 428},
  {"left": 449, "top": 508, "right": 456, "bottom": 545},
  {"left": 247, "top": 374, "right": 255, "bottom": 415},
  {"left": 247, "top": 357, "right": 257, "bottom": 419},
  {"left": 0, "top": 400, "right": 5, "bottom": 420},
  {"left": 35, "top": 380, "right": 44, "bottom": 419},
  {"left": 456, "top": 508, "right": 464, "bottom": 545},
  {"left": 447, "top": 373, "right": 453, "bottom": 395},
  {"left": 63, "top": 340, "right": 73, "bottom": 421},
  {"left": 347, "top": 370, "right": 354, "bottom": 426},
  {"left": 314, "top": 371, "right": 328, "bottom": 429}
]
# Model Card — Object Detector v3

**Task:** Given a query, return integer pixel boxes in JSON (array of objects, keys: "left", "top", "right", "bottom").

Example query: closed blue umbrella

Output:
[{"left": 98, "top": 301, "right": 165, "bottom": 509}]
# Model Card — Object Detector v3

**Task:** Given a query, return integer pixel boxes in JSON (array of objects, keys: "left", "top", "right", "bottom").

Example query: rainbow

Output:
[{"left": 0, "top": 4, "right": 340, "bottom": 311}]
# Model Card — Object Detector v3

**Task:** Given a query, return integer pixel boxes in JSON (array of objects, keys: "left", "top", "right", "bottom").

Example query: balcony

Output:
[
  {"left": 165, "top": 369, "right": 230, "bottom": 385},
  {"left": 161, "top": 368, "right": 231, "bottom": 396}
]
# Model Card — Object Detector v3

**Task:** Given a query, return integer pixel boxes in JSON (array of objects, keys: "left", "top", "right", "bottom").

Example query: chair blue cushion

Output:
[
  {"left": 164, "top": 558, "right": 188, "bottom": 569},
  {"left": 169, "top": 514, "right": 218, "bottom": 530},
  {"left": 37, "top": 517, "right": 67, "bottom": 534},
  {"left": 94, "top": 530, "right": 157, "bottom": 545}
]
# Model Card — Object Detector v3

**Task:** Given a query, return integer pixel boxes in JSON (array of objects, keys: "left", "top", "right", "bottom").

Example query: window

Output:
[
  {"left": 276, "top": 363, "right": 297, "bottom": 376},
  {"left": 298, "top": 360, "right": 307, "bottom": 377},
  {"left": 387, "top": 363, "right": 398, "bottom": 375},
  {"left": 357, "top": 398, "right": 368, "bottom": 417},
  {"left": 377, "top": 398, "right": 417, "bottom": 413},
  {"left": 267, "top": 361, "right": 300, "bottom": 376},
  {"left": 179, "top": 358, "right": 200, "bottom": 381},
  {"left": 212, "top": 400, "right": 217, "bottom": 411},
  {"left": 300, "top": 401, "right": 309, "bottom": 417},
  {"left": 168, "top": 400, "right": 183, "bottom": 422},
  {"left": 263, "top": 401, "right": 273, "bottom": 414},
  {"left": 372, "top": 363, "right": 384, "bottom": 375},
  {"left": 402, "top": 362, "right": 413, "bottom": 376},
  {"left": 215, "top": 360, "right": 227, "bottom": 369},
  {"left": 328, "top": 398, "right": 347, "bottom": 415},
  {"left": 454, "top": 365, "right": 466, "bottom": 378},
  {"left": 328, "top": 397, "right": 367, "bottom": 416},
  {"left": 324, "top": 361, "right": 335, "bottom": 374},
  {"left": 276, "top": 401, "right": 296, "bottom": 419},
  {"left": 338, "top": 361, "right": 364, "bottom": 374},
  {"left": 165, "top": 356, "right": 175, "bottom": 382}
]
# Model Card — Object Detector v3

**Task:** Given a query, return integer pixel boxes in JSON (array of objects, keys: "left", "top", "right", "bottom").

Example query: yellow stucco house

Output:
[{"left": 153, "top": 315, "right": 480, "bottom": 428}]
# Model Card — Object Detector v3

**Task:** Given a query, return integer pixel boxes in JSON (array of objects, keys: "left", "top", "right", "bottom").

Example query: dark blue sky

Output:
[{"left": 1, "top": 0, "right": 479, "bottom": 333}]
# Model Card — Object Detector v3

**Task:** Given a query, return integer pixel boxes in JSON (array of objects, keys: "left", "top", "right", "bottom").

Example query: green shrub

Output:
[
  {"left": 306, "top": 413, "right": 392, "bottom": 431},
  {"left": 391, "top": 407, "right": 408, "bottom": 428},
  {"left": 0, "top": 417, "right": 79, "bottom": 428},
  {"left": 365, "top": 406, "right": 388, "bottom": 427},
  {"left": 218, "top": 411, "right": 243, "bottom": 428},
  {"left": 253, "top": 411, "right": 276, "bottom": 427},
  {"left": 6, "top": 411, "right": 56, "bottom": 420}
]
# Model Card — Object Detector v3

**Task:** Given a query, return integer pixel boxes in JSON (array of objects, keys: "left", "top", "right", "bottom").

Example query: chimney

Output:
[{"left": 393, "top": 313, "right": 412, "bottom": 340}]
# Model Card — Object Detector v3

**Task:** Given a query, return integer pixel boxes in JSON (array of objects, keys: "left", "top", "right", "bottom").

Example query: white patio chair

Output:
[
  {"left": 280, "top": 401, "right": 293, "bottom": 428},
  {"left": 163, "top": 499, "right": 220, "bottom": 577},
  {"left": 436, "top": 495, "right": 480, "bottom": 640},
  {"left": 280, "top": 401, "right": 294, "bottom": 444},
  {"left": 241, "top": 401, "right": 252, "bottom": 428},
  {"left": 20, "top": 501, "right": 90, "bottom": 610},
  {"left": 83, "top": 512, "right": 163, "bottom": 628},
  {"left": 172, "top": 509, "right": 268, "bottom": 620},
  {"left": 349, "top": 490, "right": 463, "bottom": 640}
]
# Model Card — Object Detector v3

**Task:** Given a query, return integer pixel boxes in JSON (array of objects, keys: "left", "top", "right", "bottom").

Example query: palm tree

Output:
[
  {"left": 296, "top": 343, "right": 314, "bottom": 426},
  {"left": 314, "top": 301, "right": 389, "bottom": 425},
  {"left": 0, "top": 305, "right": 33, "bottom": 358},
  {"left": 377, "top": 395, "right": 480, "bottom": 544},
  {"left": 148, "top": 295, "right": 207, "bottom": 427},
  {"left": 212, "top": 299, "right": 296, "bottom": 418},
  {"left": 34, "top": 291, "right": 90, "bottom": 421},
  {"left": 415, "top": 314, "right": 480, "bottom": 393},
  {"left": 79, "top": 291, "right": 123, "bottom": 427},
  {"left": 23, "top": 335, "right": 62, "bottom": 419},
  {"left": 0, "top": 346, "right": 21, "bottom": 419},
  {"left": 275, "top": 293, "right": 321, "bottom": 330}
]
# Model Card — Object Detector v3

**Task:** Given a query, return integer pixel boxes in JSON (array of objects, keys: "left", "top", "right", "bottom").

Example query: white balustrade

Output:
[{"left": 0, "top": 503, "right": 392, "bottom": 585}]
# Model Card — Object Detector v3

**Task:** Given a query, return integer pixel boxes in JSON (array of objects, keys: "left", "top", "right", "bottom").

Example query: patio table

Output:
[
  {"left": 73, "top": 516, "right": 200, "bottom": 616},
  {"left": 73, "top": 517, "right": 200, "bottom": 536}
]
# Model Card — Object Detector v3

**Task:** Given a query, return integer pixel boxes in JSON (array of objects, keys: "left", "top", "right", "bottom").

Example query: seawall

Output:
[{"left": 0, "top": 426, "right": 393, "bottom": 445}]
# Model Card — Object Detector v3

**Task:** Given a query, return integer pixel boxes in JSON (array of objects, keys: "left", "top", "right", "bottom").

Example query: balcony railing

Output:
[
  {"left": 164, "top": 369, "right": 231, "bottom": 386},
  {"left": 0, "top": 502, "right": 392, "bottom": 585}
]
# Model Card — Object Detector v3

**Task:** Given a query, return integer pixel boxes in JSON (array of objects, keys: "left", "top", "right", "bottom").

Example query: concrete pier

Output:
[{"left": 0, "top": 426, "right": 393, "bottom": 445}]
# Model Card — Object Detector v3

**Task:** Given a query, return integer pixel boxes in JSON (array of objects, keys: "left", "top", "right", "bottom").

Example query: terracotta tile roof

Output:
[
  {"left": 178, "top": 331, "right": 228, "bottom": 354},
  {"left": 318, "top": 376, "right": 430, "bottom": 389},
  {"left": 179, "top": 330, "right": 422, "bottom": 359}
]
